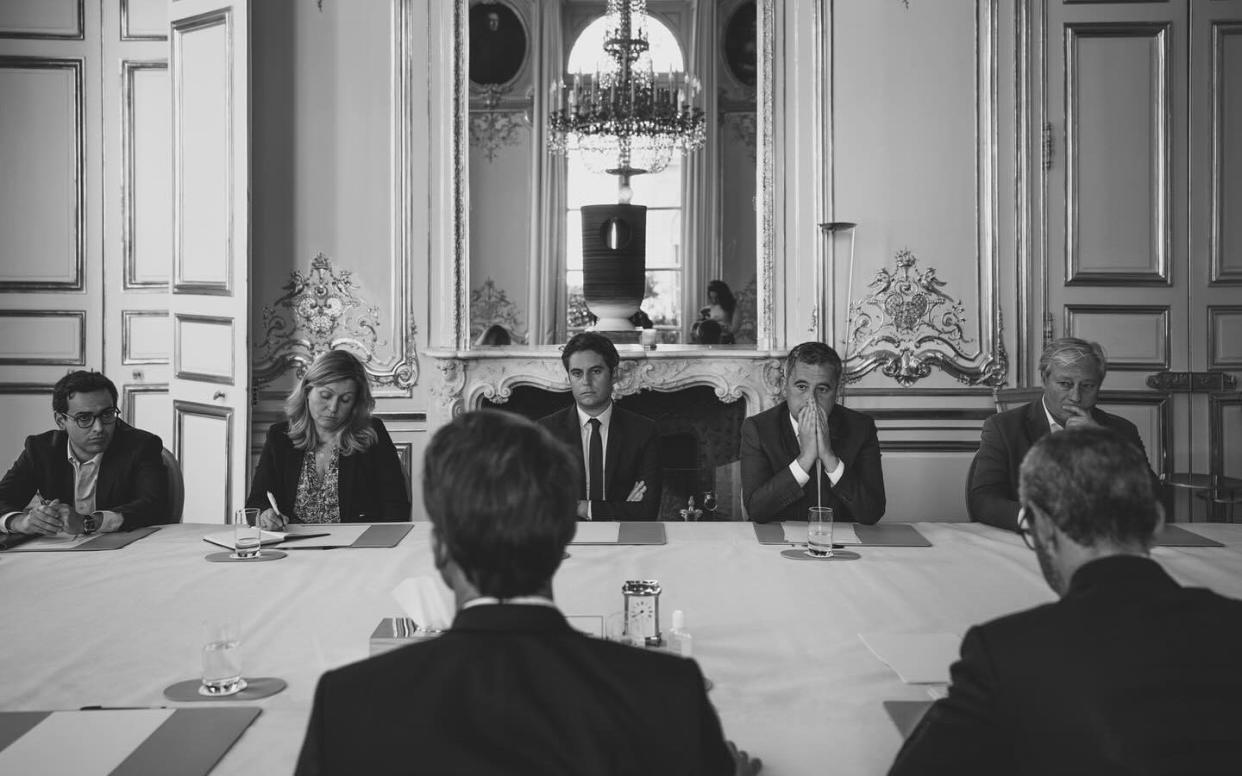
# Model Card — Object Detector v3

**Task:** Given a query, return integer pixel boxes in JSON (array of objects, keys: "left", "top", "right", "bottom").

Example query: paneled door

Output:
[
  {"left": 1044, "top": 0, "right": 1242, "bottom": 521},
  {"left": 168, "top": 0, "right": 250, "bottom": 524}
]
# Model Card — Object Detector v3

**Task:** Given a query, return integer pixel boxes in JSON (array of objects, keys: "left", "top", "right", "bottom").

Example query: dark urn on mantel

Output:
[{"left": 581, "top": 204, "right": 647, "bottom": 332}]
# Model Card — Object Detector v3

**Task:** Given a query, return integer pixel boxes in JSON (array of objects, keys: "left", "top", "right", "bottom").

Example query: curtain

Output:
[{"left": 528, "top": 0, "right": 567, "bottom": 345}]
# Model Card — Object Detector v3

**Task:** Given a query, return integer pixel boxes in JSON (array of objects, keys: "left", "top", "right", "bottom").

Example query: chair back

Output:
[
  {"left": 162, "top": 447, "right": 185, "bottom": 523},
  {"left": 993, "top": 387, "right": 1043, "bottom": 414}
]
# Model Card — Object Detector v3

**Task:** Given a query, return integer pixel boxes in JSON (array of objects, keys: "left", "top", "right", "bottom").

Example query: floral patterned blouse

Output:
[{"left": 294, "top": 446, "right": 340, "bottom": 523}]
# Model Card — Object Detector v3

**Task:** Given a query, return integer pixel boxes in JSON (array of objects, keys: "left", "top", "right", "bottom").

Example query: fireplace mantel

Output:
[{"left": 425, "top": 346, "right": 786, "bottom": 424}]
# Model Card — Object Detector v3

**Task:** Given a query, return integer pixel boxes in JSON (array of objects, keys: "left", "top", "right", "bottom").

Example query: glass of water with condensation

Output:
[
  {"left": 200, "top": 621, "right": 246, "bottom": 696},
  {"left": 806, "top": 507, "right": 834, "bottom": 558}
]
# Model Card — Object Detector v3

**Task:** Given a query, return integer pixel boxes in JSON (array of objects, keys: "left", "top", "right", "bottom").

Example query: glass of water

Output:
[
  {"left": 200, "top": 621, "right": 246, "bottom": 696},
  {"left": 233, "top": 507, "right": 261, "bottom": 559},
  {"left": 806, "top": 506, "right": 834, "bottom": 558}
]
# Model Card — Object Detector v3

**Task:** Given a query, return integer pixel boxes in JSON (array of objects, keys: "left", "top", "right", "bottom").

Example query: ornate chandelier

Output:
[{"left": 548, "top": 0, "right": 705, "bottom": 184}]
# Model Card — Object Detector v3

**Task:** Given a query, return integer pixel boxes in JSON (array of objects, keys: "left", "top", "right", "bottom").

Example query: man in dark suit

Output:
[
  {"left": 0, "top": 370, "right": 166, "bottom": 535},
  {"left": 295, "top": 410, "right": 759, "bottom": 776},
  {"left": 740, "top": 341, "right": 885, "bottom": 524},
  {"left": 538, "top": 332, "right": 662, "bottom": 521},
  {"left": 969, "top": 337, "right": 1156, "bottom": 531},
  {"left": 890, "top": 426, "right": 1242, "bottom": 775}
]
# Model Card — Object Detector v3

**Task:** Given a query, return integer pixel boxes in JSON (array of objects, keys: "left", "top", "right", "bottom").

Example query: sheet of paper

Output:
[
  {"left": 202, "top": 530, "right": 287, "bottom": 551},
  {"left": 0, "top": 709, "right": 172, "bottom": 776},
  {"left": 5, "top": 534, "right": 96, "bottom": 552},
  {"left": 278, "top": 524, "right": 368, "bottom": 548},
  {"left": 570, "top": 522, "right": 621, "bottom": 544},
  {"left": 781, "top": 522, "right": 860, "bottom": 545},
  {"left": 859, "top": 632, "right": 961, "bottom": 684}
]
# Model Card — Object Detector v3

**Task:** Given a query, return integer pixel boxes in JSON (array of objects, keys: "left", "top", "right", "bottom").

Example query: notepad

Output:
[
  {"left": 860, "top": 632, "right": 960, "bottom": 684},
  {"left": 273, "top": 524, "right": 369, "bottom": 548},
  {"left": 781, "top": 521, "right": 861, "bottom": 545},
  {"left": 0, "top": 709, "right": 173, "bottom": 776}
]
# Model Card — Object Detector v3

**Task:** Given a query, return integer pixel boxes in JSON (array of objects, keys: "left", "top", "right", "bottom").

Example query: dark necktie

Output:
[{"left": 588, "top": 418, "right": 603, "bottom": 501}]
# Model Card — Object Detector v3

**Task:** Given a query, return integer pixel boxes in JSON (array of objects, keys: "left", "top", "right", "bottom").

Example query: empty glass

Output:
[
  {"left": 233, "top": 508, "right": 261, "bottom": 559},
  {"left": 807, "top": 506, "right": 834, "bottom": 558}
]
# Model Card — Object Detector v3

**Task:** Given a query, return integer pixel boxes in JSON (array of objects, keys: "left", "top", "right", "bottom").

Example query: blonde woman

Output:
[{"left": 247, "top": 350, "right": 409, "bottom": 526}]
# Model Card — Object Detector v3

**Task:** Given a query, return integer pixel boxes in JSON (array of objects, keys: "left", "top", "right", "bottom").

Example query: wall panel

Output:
[
  {"left": 0, "top": 0, "right": 82, "bottom": 39},
  {"left": 0, "top": 385, "right": 54, "bottom": 454},
  {"left": 123, "top": 384, "right": 172, "bottom": 447},
  {"left": 174, "top": 314, "right": 234, "bottom": 382},
  {"left": 123, "top": 61, "right": 171, "bottom": 288},
  {"left": 1213, "top": 22, "right": 1242, "bottom": 283},
  {"left": 175, "top": 400, "right": 233, "bottom": 523},
  {"left": 122, "top": 310, "right": 169, "bottom": 364},
  {"left": 1207, "top": 306, "right": 1242, "bottom": 369},
  {"left": 121, "top": 0, "right": 167, "bottom": 41},
  {"left": 0, "top": 311, "right": 85, "bottom": 365},
  {"left": 1065, "top": 305, "right": 1169, "bottom": 369}
]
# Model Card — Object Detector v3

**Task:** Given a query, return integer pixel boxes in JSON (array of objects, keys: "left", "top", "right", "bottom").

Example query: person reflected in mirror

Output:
[
  {"left": 537, "top": 332, "right": 662, "bottom": 521},
  {"left": 692, "top": 319, "right": 724, "bottom": 345},
  {"left": 891, "top": 426, "right": 1242, "bottom": 775},
  {"left": 294, "top": 410, "right": 761, "bottom": 775},
  {"left": 474, "top": 324, "right": 512, "bottom": 347},
  {"left": 247, "top": 349, "right": 410, "bottom": 527},
  {"left": 968, "top": 337, "right": 1158, "bottom": 532},
  {"left": 740, "top": 341, "right": 885, "bottom": 524},
  {"left": 0, "top": 370, "right": 167, "bottom": 537},
  {"left": 699, "top": 280, "right": 737, "bottom": 337}
]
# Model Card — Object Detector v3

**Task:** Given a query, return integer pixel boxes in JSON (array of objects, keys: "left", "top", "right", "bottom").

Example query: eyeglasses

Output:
[
  {"left": 1016, "top": 505, "right": 1035, "bottom": 550},
  {"left": 59, "top": 408, "right": 121, "bottom": 429}
]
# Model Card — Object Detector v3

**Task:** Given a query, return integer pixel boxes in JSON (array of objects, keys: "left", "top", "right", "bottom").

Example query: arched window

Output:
[{"left": 564, "top": 14, "right": 685, "bottom": 339}]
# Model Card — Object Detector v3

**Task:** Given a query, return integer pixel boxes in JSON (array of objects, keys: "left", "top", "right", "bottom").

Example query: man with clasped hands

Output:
[
  {"left": 0, "top": 370, "right": 166, "bottom": 537},
  {"left": 295, "top": 410, "right": 760, "bottom": 775},
  {"left": 741, "top": 341, "right": 886, "bottom": 524},
  {"left": 890, "top": 426, "right": 1242, "bottom": 774}
]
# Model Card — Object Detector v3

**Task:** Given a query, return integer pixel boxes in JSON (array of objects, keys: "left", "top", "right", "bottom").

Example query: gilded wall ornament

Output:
[
  {"left": 846, "top": 249, "right": 1004, "bottom": 387},
  {"left": 253, "top": 253, "right": 419, "bottom": 389},
  {"left": 469, "top": 277, "right": 527, "bottom": 344},
  {"left": 469, "top": 86, "right": 527, "bottom": 163}
]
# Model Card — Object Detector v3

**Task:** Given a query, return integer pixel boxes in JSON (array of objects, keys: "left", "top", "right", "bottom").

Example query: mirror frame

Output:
[{"left": 447, "top": 0, "right": 775, "bottom": 352}]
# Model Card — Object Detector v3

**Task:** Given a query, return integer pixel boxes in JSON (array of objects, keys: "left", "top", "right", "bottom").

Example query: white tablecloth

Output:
[{"left": 2, "top": 521, "right": 1240, "bottom": 775}]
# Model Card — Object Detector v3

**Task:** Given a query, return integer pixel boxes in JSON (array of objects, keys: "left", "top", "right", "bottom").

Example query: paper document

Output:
[
  {"left": 0, "top": 709, "right": 173, "bottom": 776},
  {"left": 781, "top": 522, "right": 860, "bottom": 545},
  {"left": 277, "top": 525, "right": 368, "bottom": 548},
  {"left": 5, "top": 534, "right": 97, "bottom": 552},
  {"left": 570, "top": 522, "right": 622, "bottom": 544},
  {"left": 203, "top": 530, "right": 288, "bottom": 551},
  {"left": 859, "top": 632, "right": 960, "bottom": 684}
]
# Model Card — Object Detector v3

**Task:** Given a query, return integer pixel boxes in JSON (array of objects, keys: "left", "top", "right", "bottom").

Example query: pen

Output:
[
  {"left": 275, "top": 532, "right": 331, "bottom": 543},
  {"left": 80, "top": 705, "right": 168, "bottom": 710},
  {"left": 265, "top": 490, "right": 281, "bottom": 516}
]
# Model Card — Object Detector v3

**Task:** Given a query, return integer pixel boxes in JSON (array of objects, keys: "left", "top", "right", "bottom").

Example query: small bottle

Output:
[{"left": 669, "top": 609, "right": 693, "bottom": 657}]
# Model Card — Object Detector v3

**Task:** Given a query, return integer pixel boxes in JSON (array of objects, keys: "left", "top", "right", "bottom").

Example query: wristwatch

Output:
[{"left": 81, "top": 511, "right": 98, "bottom": 535}]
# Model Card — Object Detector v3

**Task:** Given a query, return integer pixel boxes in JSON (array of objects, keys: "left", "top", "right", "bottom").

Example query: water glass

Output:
[
  {"left": 807, "top": 506, "right": 834, "bottom": 558},
  {"left": 233, "top": 507, "right": 261, "bottom": 559},
  {"left": 200, "top": 621, "right": 246, "bottom": 696}
]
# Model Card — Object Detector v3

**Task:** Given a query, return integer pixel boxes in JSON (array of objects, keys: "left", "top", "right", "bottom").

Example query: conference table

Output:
[{"left": 3, "top": 520, "right": 1241, "bottom": 775}]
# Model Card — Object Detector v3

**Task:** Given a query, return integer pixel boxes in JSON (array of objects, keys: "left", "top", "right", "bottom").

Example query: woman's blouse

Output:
[{"left": 295, "top": 446, "right": 340, "bottom": 523}]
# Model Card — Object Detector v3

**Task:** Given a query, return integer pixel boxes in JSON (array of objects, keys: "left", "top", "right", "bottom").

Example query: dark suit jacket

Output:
[
  {"left": 968, "top": 400, "right": 1154, "bottom": 531},
  {"left": 0, "top": 422, "right": 167, "bottom": 530},
  {"left": 295, "top": 604, "right": 734, "bottom": 776},
  {"left": 890, "top": 555, "right": 1242, "bottom": 776},
  {"left": 245, "top": 418, "right": 409, "bottom": 522},
  {"left": 537, "top": 405, "right": 662, "bottom": 521},
  {"left": 740, "top": 401, "right": 885, "bottom": 524}
]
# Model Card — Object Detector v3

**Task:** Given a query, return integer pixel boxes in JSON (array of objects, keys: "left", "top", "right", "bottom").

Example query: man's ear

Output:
[
  {"left": 1029, "top": 504, "right": 1060, "bottom": 548},
  {"left": 53, "top": 411, "right": 66, "bottom": 431},
  {"left": 431, "top": 527, "right": 449, "bottom": 571}
]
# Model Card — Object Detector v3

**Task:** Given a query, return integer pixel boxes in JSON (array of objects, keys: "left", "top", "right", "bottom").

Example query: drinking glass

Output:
[
  {"left": 807, "top": 506, "right": 834, "bottom": 558},
  {"left": 233, "top": 507, "right": 261, "bottom": 559},
  {"left": 200, "top": 621, "right": 246, "bottom": 696}
]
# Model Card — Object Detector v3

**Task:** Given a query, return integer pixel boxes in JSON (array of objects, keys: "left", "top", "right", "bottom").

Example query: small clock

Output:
[{"left": 622, "top": 580, "right": 663, "bottom": 647}]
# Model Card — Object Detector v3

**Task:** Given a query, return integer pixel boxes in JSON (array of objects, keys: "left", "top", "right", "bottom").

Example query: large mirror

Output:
[{"left": 457, "top": 0, "right": 772, "bottom": 349}]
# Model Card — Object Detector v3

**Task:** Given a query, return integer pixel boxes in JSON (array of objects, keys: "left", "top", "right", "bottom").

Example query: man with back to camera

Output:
[
  {"left": 294, "top": 410, "right": 761, "bottom": 775},
  {"left": 968, "top": 337, "right": 1158, "bottom": 532},
  {"left": 890, "top": 426, "right": 1242, "bottom": 774},
  {"left": 0, "top": 370, "right": 167, "bottom": 537},
  {"left": 740, "top": 341, "right": 885, "bottom": 524},
  {"left": 538, "top": 332, "right": 662, "bottom": 521}
]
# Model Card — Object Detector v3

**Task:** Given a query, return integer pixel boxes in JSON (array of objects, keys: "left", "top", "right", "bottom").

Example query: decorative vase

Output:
[{"left": 580, "top": 204, "right": 646, "bottom": 331}]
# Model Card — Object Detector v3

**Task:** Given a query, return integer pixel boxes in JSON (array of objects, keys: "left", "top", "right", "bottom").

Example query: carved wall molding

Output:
[
  {"left": 468, "top": 83, "right": 529, "bottom": 163},
  {"left": 252, "top": 253, "right": 419, "bottom": 390},
  {"left": 846, "top": 249, "right": 1006, "bottom": 387},
  {"left": 469, "top": 277, "right": 528, "bottom": 344},
  {"left": 721, "top": 111, "right": 757, "bottom": 161}
]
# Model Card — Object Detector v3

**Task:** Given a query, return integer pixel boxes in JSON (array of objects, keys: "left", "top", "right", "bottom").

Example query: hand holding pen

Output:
[
  {"left": 258, "top": 491, "right": 287, "bottom": 532},
  {"left": 14, "top": 495, "right": 67, "bottom": 535}
]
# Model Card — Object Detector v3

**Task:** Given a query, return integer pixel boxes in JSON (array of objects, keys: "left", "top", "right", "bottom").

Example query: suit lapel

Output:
[
  {"left": 1024, "top": 400, "right": 1050, "bottom": 446},
  {"left": 776, "top": 404, "right": 800, "bottom": 461},
  {"left": 50, "top": 431, "right": 75, "bottom": 502}
]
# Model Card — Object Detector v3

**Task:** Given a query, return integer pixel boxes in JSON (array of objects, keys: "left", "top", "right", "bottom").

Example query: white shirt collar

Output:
[
  {"left": 65, "top": 438, "right": 103, "bottom": 468},
  {"left": 576, "top": 402, "right": 614, "bottom": 430},
  {"left": 462, "top": 595, "right": 558, "bottom": 610},
  {"left": 1041, "top": 396, "right": 1064, "bottom": 434}
]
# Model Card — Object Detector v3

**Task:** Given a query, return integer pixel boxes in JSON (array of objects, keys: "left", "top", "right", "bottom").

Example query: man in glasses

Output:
[
  {"left": 968, "top": 337, "right": 1156, "bottom": 531},
  {"left": 0, "top": 370, "right": 166, "bottom": 536},
  {"left": 890, "top": 426, "right": 1242, "bottom": 775}
]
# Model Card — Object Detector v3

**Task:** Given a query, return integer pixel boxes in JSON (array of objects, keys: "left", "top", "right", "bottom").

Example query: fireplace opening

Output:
[{"left": 483, "top": 385, "right": 748, "bottom": 520}]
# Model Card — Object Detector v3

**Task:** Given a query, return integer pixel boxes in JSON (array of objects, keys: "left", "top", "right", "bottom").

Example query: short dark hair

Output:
[
  {"left": 53, "top": 371, "right": 118, "bottom": 415},
  {"left": 561, "top": 331, "right": 620, "bottom": 374},
  {"left": 423, "top": 410, "right": 579, "bottom": 598},
  {"left": 784, "top": 341, "right": 843, "bottom": 383},
  {"left": 1019, "top": 426, "right": 1160, "bottom": 548}
]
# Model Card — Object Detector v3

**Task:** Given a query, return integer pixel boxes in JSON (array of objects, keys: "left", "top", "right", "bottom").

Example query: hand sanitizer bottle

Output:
[{"left": 669, "top": 609, "right": 693, "bottom": 657}]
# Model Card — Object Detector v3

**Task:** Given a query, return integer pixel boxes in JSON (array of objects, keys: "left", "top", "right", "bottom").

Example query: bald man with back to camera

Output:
[
  {"left": 891, "top": 426, "right": 1242, "bottom": 775},
  {"left": 968, "top": 337, "right": 1158, "bottom": 532},
  {"left": 295, "top": 410, "right": 760, "bottom": 775}
]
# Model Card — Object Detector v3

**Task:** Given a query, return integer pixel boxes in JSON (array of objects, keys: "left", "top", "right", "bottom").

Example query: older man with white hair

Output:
[{"left": 967, "top": 337, "right": 1156, "bottom": 531}]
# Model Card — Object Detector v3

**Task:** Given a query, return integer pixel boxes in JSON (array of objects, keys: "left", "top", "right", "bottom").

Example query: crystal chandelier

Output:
[{"left": 548, "top": 0, "right": 705, "bottom": 185}]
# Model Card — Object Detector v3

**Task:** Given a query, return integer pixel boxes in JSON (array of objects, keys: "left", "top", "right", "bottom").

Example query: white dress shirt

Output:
[{"left": 577, "top": 403, "right": 614, "bottom": 520}]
